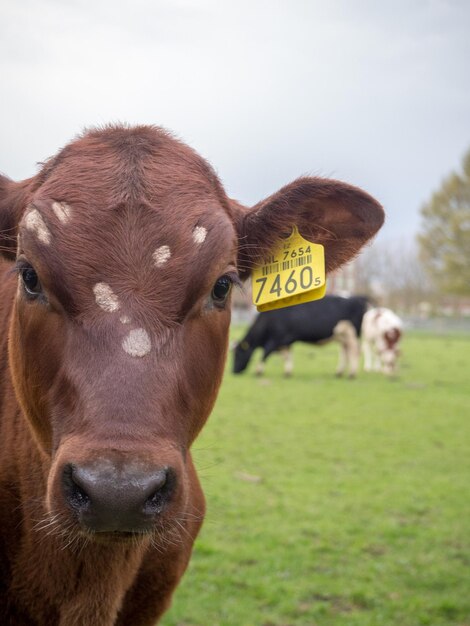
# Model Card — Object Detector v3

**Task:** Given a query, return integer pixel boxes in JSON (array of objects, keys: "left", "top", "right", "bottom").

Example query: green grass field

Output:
[{"left": 162, "top": 331, "right": 470, "bottom": 626}]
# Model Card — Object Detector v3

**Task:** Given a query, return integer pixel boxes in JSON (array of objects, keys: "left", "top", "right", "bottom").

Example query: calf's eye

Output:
[
  {"left": 211, "top": 275, "right": 233, "bottom": 305},
  {"left": 20, "top": 266, "right": 42, "bottom": 297}
]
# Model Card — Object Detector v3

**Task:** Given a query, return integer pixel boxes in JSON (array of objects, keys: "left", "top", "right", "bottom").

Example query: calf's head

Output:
[
  {"left": 233, "top": 339, "right": 256, "bottom": 374},
  {"left": 381, "top": 328, "right": 402, "bottom": 375},
  {"left": 0, "top": 125, "right": 384, "bottom": 539}
]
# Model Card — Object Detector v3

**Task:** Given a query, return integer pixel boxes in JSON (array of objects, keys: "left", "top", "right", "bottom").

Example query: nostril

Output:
[
  {"left": 70, "top": 481, "right": 90, "bottom": 509},
  {"left": 62, "top": 464, "right": 91, "bottom": 511},
  {"left": 144, "top": 468, "right": 174, "bottom": 514}
]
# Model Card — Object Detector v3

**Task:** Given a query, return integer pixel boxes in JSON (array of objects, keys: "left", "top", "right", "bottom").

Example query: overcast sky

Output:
[{"left": 1, "top": 0, "right": 469, "bottom": 243}]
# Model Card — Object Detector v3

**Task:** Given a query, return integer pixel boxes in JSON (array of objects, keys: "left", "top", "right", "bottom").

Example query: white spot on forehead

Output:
[
  {"left": 119, "top": 315, "right": 131, "bottom": 324},
  {"left": 192, "top": 226, "right": 207, "bottom": 245},
  {"left": 153, "top": 245, "right": 171, "bottom": 267},
  {"left": 93, "top": 283, "right": 120, "bottom": 312},
  {"left": 52, "top": 201, "right": 72, "bottom": 223},
  {"left": 122, "top": 328, "right": 151, "bottom": 357},
  {"left": 24, "top": 209, "right": 51, "bottom": 245}
]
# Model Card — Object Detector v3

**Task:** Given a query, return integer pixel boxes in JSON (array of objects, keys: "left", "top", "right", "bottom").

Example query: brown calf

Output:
[{"left": 0, "top": 125, "right": 384, "bottom": 625}]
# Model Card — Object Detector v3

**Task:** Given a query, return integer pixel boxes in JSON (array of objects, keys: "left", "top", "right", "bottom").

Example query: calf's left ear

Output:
[{"left": 233, "top": 176, "right": 384, "bottom": 279}]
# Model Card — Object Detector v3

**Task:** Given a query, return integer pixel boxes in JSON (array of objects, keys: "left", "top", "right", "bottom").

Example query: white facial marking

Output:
[
  {"left": 120, "top": 315, "right": 131, "bottom": 324},
  {"left": 52, "top": 201, "right": 72, "bottom": 223},
  {"left": 122, "top": 328, "right": 152, "bottom": 357},
  {"left": 192, "top": 226, "right": 207, "bottom": 245},
  {"left": 153, "top": 245, "right": 171, "bottom": 267},
  {"left": 24, "top": 209, "right": 51, "bottom": 245},
  {"left": 93, "top": 283, "right": 120, "bottom": 312}
]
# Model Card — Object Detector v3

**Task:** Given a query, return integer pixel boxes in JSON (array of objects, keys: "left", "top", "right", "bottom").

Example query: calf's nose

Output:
[{"left": 62, "top": 462, "right": 174, "bottom": 532}]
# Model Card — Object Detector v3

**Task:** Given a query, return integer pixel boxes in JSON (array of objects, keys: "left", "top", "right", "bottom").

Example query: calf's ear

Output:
[
  {"left": 233, "top": 177, "right": 384, "bottom": 279},
  {"left": 0, "top": 175, "right": 33, "bottom": 260}
]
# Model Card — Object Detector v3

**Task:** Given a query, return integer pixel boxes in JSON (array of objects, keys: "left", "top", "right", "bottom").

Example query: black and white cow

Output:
[{"left": 233, "top": 295, "right": 369, "bottom": 377}]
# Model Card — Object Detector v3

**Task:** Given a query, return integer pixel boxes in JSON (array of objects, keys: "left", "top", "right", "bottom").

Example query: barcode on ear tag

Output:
[{"left": 251, "top": 226, "right": 326, "bottom": 312}]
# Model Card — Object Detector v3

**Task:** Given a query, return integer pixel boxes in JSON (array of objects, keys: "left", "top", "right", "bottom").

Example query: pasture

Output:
[{"left": 162, "top": 330, "right": 470, "bottom": 626}]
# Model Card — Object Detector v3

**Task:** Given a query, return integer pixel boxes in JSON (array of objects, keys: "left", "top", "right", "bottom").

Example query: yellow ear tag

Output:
[{"left": 251, "top": 226, "right": 326, "bottom": 312}]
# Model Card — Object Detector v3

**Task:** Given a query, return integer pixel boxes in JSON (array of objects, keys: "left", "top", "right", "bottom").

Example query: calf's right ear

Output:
[
  {"left": 232, "top": 176, "right": 384, "bottom": 279},
  {"left": 0, "top": 175, "right": 33, "bottom": 260}
]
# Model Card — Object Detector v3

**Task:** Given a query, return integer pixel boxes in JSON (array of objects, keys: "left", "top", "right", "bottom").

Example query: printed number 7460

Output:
[{"left": 254, "top": 268, "right": 320, "bottom": 304}]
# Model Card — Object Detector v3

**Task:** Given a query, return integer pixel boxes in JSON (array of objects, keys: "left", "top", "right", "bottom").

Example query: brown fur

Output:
[
  {"left": 384, "top": 327, "right": 401, "bottom": 350},
  {"left": 0, "top": 125, "right": 384, "bottom": 625}
]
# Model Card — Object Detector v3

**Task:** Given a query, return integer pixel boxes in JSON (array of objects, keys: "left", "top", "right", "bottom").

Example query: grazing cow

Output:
[
  {"left": 233, "top": 295, "right": 368, "bottom": 377},
  {"left": 0, "top": 125, "right": 383, "bottom": 625},
  {"left": 362, "top": 307, "right": 403, "bottom": 375}
]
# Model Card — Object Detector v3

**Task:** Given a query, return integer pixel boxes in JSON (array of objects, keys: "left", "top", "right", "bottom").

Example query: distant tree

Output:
[
  {"left": 418, "top": 149, "right": 470, "bottom": 296},
  {"left": 355, "top": 239, "right": 434, "bottom": 312}
]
